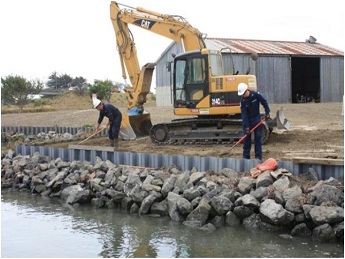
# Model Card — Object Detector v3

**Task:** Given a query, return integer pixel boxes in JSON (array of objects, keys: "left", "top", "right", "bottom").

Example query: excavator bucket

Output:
[
  {"left": 275, "top": 107, "right": 290, "bottom": 130},
  {"left": 120, "top": 112, "right": 153, "bottom": 140}
]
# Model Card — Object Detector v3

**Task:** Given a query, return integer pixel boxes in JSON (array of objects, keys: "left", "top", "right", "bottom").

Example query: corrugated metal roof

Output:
[{"left": 205, "top": 38, "right": 344, "bottom": 56}]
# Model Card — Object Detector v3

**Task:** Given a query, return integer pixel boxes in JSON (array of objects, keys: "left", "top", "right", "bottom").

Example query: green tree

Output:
[
  {"left": 1, "top": 75, "right": 43, "bottom": 111},
  {"left": 71, "top": 76, "right": 88, "bottom": 95},
  {"left": 46, "top": 72, "right": 73, "bottom": 89},
  {"left": 88, "top": 79, "right": 113, "bottom": 102}
]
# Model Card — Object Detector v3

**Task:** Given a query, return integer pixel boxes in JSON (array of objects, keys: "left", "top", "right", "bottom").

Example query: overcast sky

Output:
[{"left": 0, "top": 0, "right": 344, "bottom": 89}]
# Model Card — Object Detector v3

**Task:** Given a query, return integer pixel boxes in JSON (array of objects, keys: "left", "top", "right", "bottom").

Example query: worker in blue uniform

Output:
[
  {"left": 238, "top": 83, "right": 270, "bottom": 160},
  {"left": 93, "top": 98, "right": 122, "bottom": 149}
]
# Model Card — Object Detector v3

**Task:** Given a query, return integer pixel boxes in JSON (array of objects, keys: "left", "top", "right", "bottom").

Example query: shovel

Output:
[
  {"left": 78, "top": 127, "right": 105, "bottom": 145},
  {"left": 229, "top": 119, "right": 266, "bottom": 152}
]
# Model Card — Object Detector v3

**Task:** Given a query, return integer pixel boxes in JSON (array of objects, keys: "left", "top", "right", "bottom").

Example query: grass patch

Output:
[
  {"left": 1, "top": 106, "right": 55, "bottom": 114},
  {"left": 82, "top": 123, "right": 95, "bottom": 128},
  {"left": 1, "top": 91, "right": 157, "bottom": 114}
]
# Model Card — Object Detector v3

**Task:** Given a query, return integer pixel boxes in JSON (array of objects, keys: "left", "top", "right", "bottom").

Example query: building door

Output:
[{"left": 291, "top": 57, "right": 320, "bottom": 103}]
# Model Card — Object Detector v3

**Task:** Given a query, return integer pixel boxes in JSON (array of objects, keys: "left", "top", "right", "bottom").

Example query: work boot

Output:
[{"left": 113, "top": 139, "right": 119, "bottom": 150}]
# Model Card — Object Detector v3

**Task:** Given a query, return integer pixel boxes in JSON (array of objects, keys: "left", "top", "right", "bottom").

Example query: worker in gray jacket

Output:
[
  {"left": 93, "top": 98, "right": 122, "bottom": 149},
  {"left": 238, "top": 83, "right": 270, "bottom": 160}
]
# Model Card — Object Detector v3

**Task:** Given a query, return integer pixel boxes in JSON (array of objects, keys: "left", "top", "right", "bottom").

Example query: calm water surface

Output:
[{"left": 1, "top": 190, "right": 343, "bottom": 258}]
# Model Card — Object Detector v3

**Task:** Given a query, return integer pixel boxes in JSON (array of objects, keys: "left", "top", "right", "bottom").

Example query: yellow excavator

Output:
[{"left": 110, "top": 1, "right": 289, "bottom": 144}]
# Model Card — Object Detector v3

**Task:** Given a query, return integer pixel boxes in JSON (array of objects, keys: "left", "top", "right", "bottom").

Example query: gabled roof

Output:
[{"left": 205, "top": 38, "right": 344, "bottom": 56}]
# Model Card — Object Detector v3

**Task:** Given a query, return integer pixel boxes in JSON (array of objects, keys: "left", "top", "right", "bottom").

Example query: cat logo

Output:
[{"left": 133, "top": 19, "right": 156, "bottom": 30}]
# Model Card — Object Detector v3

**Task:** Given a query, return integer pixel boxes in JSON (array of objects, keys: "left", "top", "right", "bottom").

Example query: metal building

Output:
[{"left": 155, "top": 37, "right": 344, "bottom": 106}]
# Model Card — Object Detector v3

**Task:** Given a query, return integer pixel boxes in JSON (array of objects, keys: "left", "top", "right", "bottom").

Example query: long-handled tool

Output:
[
  {"left": 229, "top": 119, "right": 266, "bottom": 152},
  {"left": 78, "top": 127, "right": 105, "bottom": 145}
]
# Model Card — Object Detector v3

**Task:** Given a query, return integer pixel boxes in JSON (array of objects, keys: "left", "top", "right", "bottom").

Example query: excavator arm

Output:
[{"left": 110, "top": 1, "right": 207, "bottom": 139}]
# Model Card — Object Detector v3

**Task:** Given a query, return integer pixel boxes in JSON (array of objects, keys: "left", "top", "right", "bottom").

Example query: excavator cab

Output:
[{"left": 174, "top": 51, "right": 209, "bottom": 109}]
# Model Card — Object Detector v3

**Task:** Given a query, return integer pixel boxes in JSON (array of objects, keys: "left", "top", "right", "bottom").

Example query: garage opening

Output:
[{"left": 291, "top": 57, "right": 320, "bottom": 103}]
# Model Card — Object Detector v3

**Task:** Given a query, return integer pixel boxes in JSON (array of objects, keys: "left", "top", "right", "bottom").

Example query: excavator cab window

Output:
[
  {"left": 209, "top": 53, "right": 224, "bottom": 76},
  {"left": 173, "top": 55, "right": 208, "bottom": 108}
]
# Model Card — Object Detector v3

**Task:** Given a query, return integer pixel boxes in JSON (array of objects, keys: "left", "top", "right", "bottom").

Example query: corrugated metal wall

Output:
[
  {"left": 223, "top": 53, "right": 257, "bottom": 76},
  {"left": 320, "top": 57, "right": 344, "bottom": 102},
  {"left": 156, "top": 86, "right": 172, "bottom": 106},
  {"left": 155, "top": 43, "right": 183, "bottom": 106},
  {"left": 222, "top": 54, "right": 292, "bottom": 104},
  {"left": 255, "top": 55, "right": 292, "bottom": 103}
]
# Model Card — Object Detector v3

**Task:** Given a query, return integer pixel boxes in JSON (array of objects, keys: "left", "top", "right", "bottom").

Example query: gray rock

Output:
[
  {"left": 285, "top": 198, "right": 303, "bottom": 214},
  {"left": 210, "top": 195, "right": 233, "bottom": 215},
  {"left": 333, "top": 221, "right": 344, "bottom": 240},
  {"left": 220, "top": 168, "right": 239, "bottom": 179},
  {"left": 130, "top": 185, "right": 148, "bottom": 203},
  {"left": 260, "top": 199, "right": 294, "bottom": 225},
  {"left": 309, "top": 206, "right": 344, "bottom": 225},
  {"left": 256, "top": 171, "right": 273, "bottom": 188},
  {"left": 121, "top": 197, "right": 134, "bottom": 211},
  {"left": 175, "top": 171, "right": 190, "bottom": 191},
  {"left": 310, "top": 185, "right": 344, "bottom": 206},
  {"left": 291, "top": 223, "right": 312, "bottom": 237},
  {"left": 303, "top": 204, "right": 316, "bottom": 220},
  {"left": 273, "top": 176, "right": 290, "bottom": 192},
  {"left": 176, "top": 197, "right": 193, "bottom": 215},
  {"left": 241, "top": 194, "right": 261, "bottom": 210},
  {"left": 312, "top": 223, "right": 337, "bottom": 242},
  {"left": 167, "top": 192, "right": 184, "bottom": 222},
  {"left": 183, "top": 188, "right": 201, "bottom": 201},
  {"left": 186, "top": 198, "right": 211, "bottom": 225},
  {"left": 199, "top": 223, "right": 216, "bottom": 232},
  {"left": 123, "top": 172, "right": 142, "bottom": 197},
  {"left": 210, "top": 215, "right": 225, "bottom": 227},
  {"left": 161, "top": 174, "right": 177, "bottom": 197},
  {"left": 189, "top": 171, "right": 205, "bottom": 184},
  {"left": 225, "top": 211, "right": 241, "bottom": 226},
  {"left": 151, "top": 199, "right": 169, "bottom": 216},
  {"left": 283, "top": 186, "right": 302, "bottom": 200},
  {"left": 139, "top": 192, "right": 162, "bottom": 215},
  {"left": 250, "top": 186, "right": 268, "bottom": 201},
  {"left": 233, "top": 205, "right": 253, "bottom": 220},
  {"left": 242, "top": 213, "right": 262, "bottom": 229},
  {"left": 129, "top": 203, "right": 139, "bottom": 214},
  {"left": 91, "top": 197, "right": 107, "bottom": 208},
  {"left": 237, "top": 177, "right": 255, "bottom": 194}
]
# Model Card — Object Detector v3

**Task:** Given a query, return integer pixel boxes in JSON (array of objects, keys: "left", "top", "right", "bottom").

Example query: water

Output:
[{"left": 1, "top": 190, "right": 343, "bottom": 258}]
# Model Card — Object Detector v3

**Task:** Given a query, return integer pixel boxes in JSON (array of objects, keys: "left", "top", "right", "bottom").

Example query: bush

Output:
[{"left": 33, "top": 99, "right": 49, "bottom": 107}]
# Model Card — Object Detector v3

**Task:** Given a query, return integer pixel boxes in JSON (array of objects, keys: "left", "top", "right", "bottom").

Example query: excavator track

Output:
[{"left": 150, "top": 117, "right": 271, "bottom": 145}]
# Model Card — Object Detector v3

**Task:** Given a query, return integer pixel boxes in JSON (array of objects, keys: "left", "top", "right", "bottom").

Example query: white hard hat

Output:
[
  {"left": 238, "top": 83, "right": 248, "bottom": 96},
  {"left": 93, "top": 99, "right": 101, "bottom": 108}
]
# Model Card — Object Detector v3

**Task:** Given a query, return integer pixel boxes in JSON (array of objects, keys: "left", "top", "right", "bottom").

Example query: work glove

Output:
[
  {"left": 265, "top": 114, "right": 271, "bottom": 121},
  {"left": 245, "top": 128, "right": 251, "bottom": 136}
]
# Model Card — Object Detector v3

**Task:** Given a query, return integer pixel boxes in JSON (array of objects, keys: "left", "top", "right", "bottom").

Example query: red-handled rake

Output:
[{"left": 229, "top": 119, "right": 266, "bottom": 152}]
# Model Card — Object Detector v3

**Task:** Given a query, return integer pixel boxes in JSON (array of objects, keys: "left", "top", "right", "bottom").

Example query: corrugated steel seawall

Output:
[{"left": 14, "top": 144, "right": 343, "bottom": 181}]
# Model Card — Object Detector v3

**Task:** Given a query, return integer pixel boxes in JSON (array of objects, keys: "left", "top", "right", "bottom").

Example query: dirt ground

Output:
[{"left": 1, "top": 102, "right": 344, "bottom": 162}]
